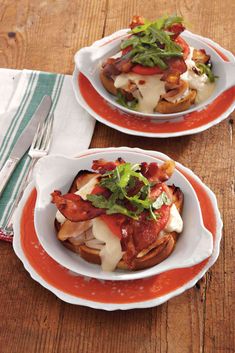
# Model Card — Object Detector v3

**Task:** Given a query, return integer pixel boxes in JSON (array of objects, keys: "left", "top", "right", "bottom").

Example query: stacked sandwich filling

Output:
[
  {"left": 100, "top": 15, "right": 216, "bottom": 114},
  {"left": 52, "top": 158, "right": 184, "bottom": 271}
]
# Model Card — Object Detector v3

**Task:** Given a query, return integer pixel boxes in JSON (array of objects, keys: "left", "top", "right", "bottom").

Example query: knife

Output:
[{"left": 0, "top": 95, "right": 52, "bottom": 197}]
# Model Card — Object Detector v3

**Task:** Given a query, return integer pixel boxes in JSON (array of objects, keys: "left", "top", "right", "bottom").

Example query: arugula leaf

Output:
[
  {"left": 106, "top": 204, "right": 139, "bottom": 220},
  {"left": 148, "top": 26, "right": 181, "bottom": 51},
  {"left": 163, "top": 15, "right": 184, "bottom": 28},
  {"left": 120, "top": 15, "right": 184, "bottom": 69},
  {"left": 129, "top": 170, "right": 149, "bottom": 185},
  {"left": 99, "top": 177, "right": 118, "bottom": 192},
  {"left": 87, "top": 162, "right": 172, "bottom": 221},
  {"left": 132, "top": 48, "right": 168, "bottom": 69},
  {"left": 131, "top": 15, "right": 184, "bottom": 33},
  {"left": 118, "top": 163, "right": 133, "bottom": 188},
  {"left": 131, "top": 20, "right": 151, "bottom": 34},
  {"left": 86, "top": 194, "right": 110, "bottom": 208},
  {"left": 153, "top": 15, "right": 169, "bottom": 30},
  {"left": 131, "top": 163, "right": 141, "bottom": 171},
  {"left": 125, "top": 193, "right": 152, "bottom": 208},
  {"left": 148, "top": 205, "right": 157, "bottom": 221},
  {"left": 120, "top": 36, "right": 140, "bottom": 49},
  {"left": 152, "top": 191, "right": 171, "bottom": 210},
  {"left": 131, "top": 46, "right": 182, "bottom": 68},
  {"left": 116, "top": 90, "right": 138, "bottom": 110},
  {"left": 196, "top": 63, "right": 217, "bottom": 83},
  {"left": 87, "top": 194, "right": 139, "bottom": 219}
]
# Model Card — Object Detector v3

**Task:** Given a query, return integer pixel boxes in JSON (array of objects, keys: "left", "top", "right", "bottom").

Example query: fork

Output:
[{"left": 3, "top": 114, "right": 54, "bottom": 235}]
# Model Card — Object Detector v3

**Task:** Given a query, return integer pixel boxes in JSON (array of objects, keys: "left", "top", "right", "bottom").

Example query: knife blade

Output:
[{"left": 0, "top": 95, "right": 52, "bottom": 197}]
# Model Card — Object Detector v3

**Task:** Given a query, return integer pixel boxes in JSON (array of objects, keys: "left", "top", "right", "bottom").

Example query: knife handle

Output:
[{"left": 0, "top": 158, "right": 19, "bottom": 197}]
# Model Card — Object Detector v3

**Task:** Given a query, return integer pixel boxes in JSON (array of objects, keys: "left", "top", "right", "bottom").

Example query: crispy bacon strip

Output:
[
  {"left": 161, "top": 57, "right": 187, "bottom": 81},
  {"left": 164, "top": 71, "right": 181, "bottom": 89},
  {"left": 192, "top": 49, "right": 210, "bottom": 64},
  {"left": 102, "top": 57, "right": 134, "bottom": 78},
  {"left": 167, "top": 23, "right": 185, "bottom": 40},
  {"left": 141, "top": 160, "right": 175, "bottom": 183},
  {"left": 51, "top": 190, "right": 105, "bottom": 222},
  {"left": 129, "top": 15, "right": 145, "bottom": 29},
  {"left": 121, "top": 205, "right": 170, "bottom": 268},
  {"left": 92, "top": 158, "right": 125, "bottom": 174}
]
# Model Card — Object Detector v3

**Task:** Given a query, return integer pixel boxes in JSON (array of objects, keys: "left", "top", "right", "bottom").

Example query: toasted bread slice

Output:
[
  {"left": 69, "top": 170, "right": 98, "bottom": 193},
  {"left": 100, "top": 70, "right": 117, "bottom": 96},
  {"left": 155, "top": 89, "right": 197, "bottom": 114}
]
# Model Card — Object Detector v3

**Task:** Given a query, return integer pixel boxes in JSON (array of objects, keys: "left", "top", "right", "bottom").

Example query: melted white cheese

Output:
[
  {"left": 164, "top": 204, "right": 183, "bottom": 233},
  {"left": 114, "top": 72, "right": 165, "bottom": 113},
  {"left": 92, "top": 217, "right": 123, "bottom": 272},
  {"left": 185, "top": 46, "right": 196, "bottom": 69},
  {"left": 181, "top": 46, "right": 216, "bottom": 104},
  {"left": 56, "top": 210, "right": 66, "bottom": 224}
]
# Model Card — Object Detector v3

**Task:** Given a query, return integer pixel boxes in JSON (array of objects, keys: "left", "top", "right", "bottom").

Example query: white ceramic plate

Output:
[
  {"left": 33, "top": 148, "right": 213, "bottom": 281},
  {"left": 72, "top": 30, "right": 235, "bottom": 138},
  {"left": 12, "top": 148, "right": 223, "bottom": 310}
]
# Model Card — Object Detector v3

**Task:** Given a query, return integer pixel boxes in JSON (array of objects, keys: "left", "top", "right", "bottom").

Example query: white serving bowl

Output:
[
  {"left": 33, "top": 148, "right": 213, "bottom": 281},
  {"left": 75, "top": 29, "right": 235, "bottom": 119}
]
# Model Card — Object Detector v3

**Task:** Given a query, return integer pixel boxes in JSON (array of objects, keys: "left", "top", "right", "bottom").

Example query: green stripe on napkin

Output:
[
  {"left": 0, "top": 73, "right": 37, "bottom": 160},
  {"left": 0, "top": 72, "right": 64, "bottom": 228}
]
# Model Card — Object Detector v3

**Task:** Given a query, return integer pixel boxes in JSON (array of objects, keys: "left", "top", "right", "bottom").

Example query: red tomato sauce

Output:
[{"left": 20, "top": 155, "right": 217, "bottom": 304}]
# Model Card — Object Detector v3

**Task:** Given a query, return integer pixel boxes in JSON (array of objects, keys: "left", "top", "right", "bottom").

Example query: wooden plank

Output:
[{"left": 0, "top": 0, "right": 107, "bottom": 73}]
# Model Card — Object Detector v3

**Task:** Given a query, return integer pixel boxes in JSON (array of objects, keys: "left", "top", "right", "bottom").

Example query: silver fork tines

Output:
[
  {"left": 3, "top": 113, "right": 54, "bottom": 235},
  {"left": 29, "top": 114, "right": 54, "bottom": 157}
]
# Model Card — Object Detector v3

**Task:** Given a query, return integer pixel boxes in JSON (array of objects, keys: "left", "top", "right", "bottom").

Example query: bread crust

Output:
[
  {"left": 100, "top": 71, "right": 118, "bottom": 96},
  {"left": 155, "top": 89, "right": 197, "bottom": 114},
  {"left": 69, "top": 170, "right": 98, "bottom": 193}
]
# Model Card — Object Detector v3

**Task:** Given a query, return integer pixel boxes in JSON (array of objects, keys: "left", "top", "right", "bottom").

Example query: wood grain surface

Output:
[{"left": 0, "top": 1, "right": 234, "bottom": 352}]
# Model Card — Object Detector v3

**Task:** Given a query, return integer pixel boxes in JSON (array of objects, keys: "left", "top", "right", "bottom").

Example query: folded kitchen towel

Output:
[{"left": 0, "top": 68, "right": 95, "bottom": 241}]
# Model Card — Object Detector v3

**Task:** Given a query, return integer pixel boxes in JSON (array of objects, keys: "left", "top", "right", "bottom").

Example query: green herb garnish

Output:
[
  {"left": 131, "top": 15, "right": 184, "bottom": 33},
  {"left": 196, "top": 63, "right": 217, "bottom": 83},
  {"left": 87, "top": 162, "right": 172, "bottom": 221},
  {"left": 152, "top": 191, "right": 171, "bottom": 209},
  {"left": 116, "top": 90, "right": 138, "bottom": 110},
  {"left": 120, "top": 15, "right": 184, "bottom": 69}
]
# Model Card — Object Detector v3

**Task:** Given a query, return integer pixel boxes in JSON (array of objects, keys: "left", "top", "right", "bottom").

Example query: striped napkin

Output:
[{"left": 0, "top": 69, "right": 95, "bottom": 242}]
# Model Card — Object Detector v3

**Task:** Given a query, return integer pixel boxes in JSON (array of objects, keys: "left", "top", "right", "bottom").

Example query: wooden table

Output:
[{"left": 0, "top": 1, "right": 234, "bottom": 352}]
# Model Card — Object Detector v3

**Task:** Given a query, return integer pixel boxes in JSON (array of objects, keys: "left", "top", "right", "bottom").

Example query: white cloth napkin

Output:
[{"left": 0, "top": 68, "right": 95, "bottom": 240}]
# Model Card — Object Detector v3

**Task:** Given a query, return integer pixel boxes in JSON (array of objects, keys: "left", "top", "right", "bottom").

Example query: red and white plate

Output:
[
  {"left": 13, "top": 148, "right": 223, "bottom": 310},
  {"left": 72, "top": 30, "right": 235, "bottom": 138}
]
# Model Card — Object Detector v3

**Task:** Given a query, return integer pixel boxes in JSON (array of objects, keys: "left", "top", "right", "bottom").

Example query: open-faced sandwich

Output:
[
  {"left": 51, "top": 159, "right": 184, "bottom": 272},
  {"left": 100, "top": 15, "right": 216, "bottom": 114}
]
